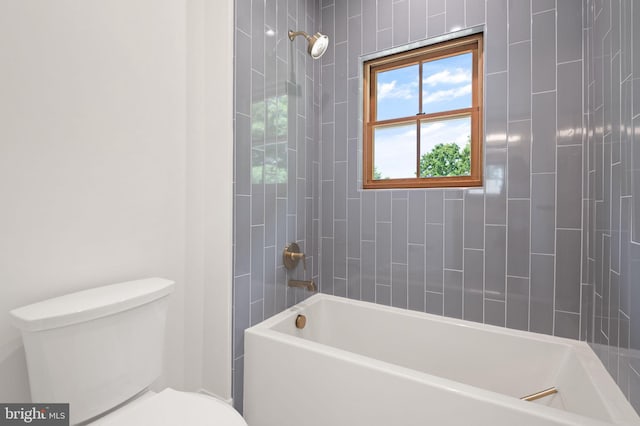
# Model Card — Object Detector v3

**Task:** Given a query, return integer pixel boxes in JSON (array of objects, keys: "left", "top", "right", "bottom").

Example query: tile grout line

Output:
[
  {"left": 528, "top": 0, "right": 534, "bottom": 333},
  {"left": 505, "top": 0, "right": 510, "bottom": 329},
  {"left": 551, "top": 0, "right": 558, "bottom": 336}
]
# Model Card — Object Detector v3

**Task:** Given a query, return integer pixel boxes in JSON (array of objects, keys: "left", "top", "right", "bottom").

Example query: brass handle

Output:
[
  {"left": 290, "top": 252, "right": 306, "bottom": 271},
  {"left": 283, "top": 242, "right": 306, "bottom": 271},
  {"left": 520, "top": 387, "right": 558, "bottom": 402}
]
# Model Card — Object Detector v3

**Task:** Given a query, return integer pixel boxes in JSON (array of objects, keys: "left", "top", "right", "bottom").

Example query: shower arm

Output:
[{"left": 288, "top": 30, "right": 311, "bottom": 41}]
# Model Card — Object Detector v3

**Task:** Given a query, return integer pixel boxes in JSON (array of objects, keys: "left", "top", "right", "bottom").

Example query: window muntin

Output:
[{"left": 363, "top": 33, "right": 483, "bottom": 189}]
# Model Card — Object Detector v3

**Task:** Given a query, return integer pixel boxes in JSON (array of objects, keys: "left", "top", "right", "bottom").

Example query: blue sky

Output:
[
  {"left": 376, "top": 52, "right": 472, "bottom": 120},
  {"left": 374, "top": 53, "right": 472, "bottom": 179}
]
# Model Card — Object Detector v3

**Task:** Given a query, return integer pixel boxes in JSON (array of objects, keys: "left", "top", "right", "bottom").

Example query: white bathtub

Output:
[{"left": 243, "top": 294, "right": 640, "bottom": 426}]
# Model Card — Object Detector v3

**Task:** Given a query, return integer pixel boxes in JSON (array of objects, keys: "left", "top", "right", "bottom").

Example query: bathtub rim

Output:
[{"left": 245, "top": 293, "right": 639, "bottom": 426}]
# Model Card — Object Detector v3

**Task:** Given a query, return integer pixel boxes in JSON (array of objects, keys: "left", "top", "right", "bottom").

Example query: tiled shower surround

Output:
[
  {"left": 233, "top": 0, "right": 322, "bottom": 413},
  {"left": 584, "top": 0, "right": 640, "bottom": 411},
  {"left": 233, "top": 0, "right": 640, "bottom": 413}
]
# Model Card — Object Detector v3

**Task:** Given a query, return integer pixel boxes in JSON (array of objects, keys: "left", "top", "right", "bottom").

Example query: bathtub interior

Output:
[{"left": 269, "top": 296, "right": 622, "bottom": 423}]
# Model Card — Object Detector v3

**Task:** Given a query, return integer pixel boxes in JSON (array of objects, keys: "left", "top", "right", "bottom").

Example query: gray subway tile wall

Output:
[
  {"left": 232, "top": 0, "right": 321, "bottom": 412},
  {"left": 583, "top": 0, "right": 640, "bottom": 408},
  {"left": 444, "top": 199, "right": 463, "bottom": 271},
  {"left": 444, "top": 0, "right": 464, "bottom": 33},
  {"left": 508, "top": 0, "right": 529, "bottom": 45},
  {"left": 232, "top": 0, "right": 640, "bottom": 414},
  {"left": 506, "top": 120, "right": 531, "bottom": 199},
  {"left": 531, "top": 91, "right": 557, "bottom": 173},
  {"left": 426, "top": 290, "right": 443, "bottom": 315},
  {"left": 508, "top": 41, "right": 531, "bottom": 122},
  {"left": 531, "top": 9, "right": 555, "bottom": 93},
  {"left": 484, "top": 298, "right": 506, "bottom": 327},
  {"left": 463, "top": 190, "right": 484, "bottom": 249},
  {"left": 443, "top": 268, "right": 463, "bottom": 319},
  {"left": 506, "top": 276, "right": 529, "bottom": 332},
  {"left": 530, "top": 253, "right": 554, "bottom": 335},
  {"left": 408, "top": 243, "right": 426, "bottom": 312},
  {"left": 484, "top": 71, "right": 508, "bottom": 226},
  {"left": 409, "top": 0, "right": 427, "bottom": 42},
  {"left": 425, "top": 223, "right": 444, "bottom": 293},
  {"left": 463, "top": 248, "right": 483, "bottom": 323},
  {"left": 531, "top": 173, "right": 555, "bottom": 254},
  {"left": 318, "top": 0, "right": 587, "bottom": 360},
  {"left": 484, "top": 224, "right": 506, "bottom": 301}
]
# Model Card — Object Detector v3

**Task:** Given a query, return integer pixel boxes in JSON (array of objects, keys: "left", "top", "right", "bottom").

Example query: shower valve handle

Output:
[
  {"left": 289, "top": 252, "right": 306, "bottom": 271},
  {"left": 283, "top": 242, "right": 306, "bottom": 271}
]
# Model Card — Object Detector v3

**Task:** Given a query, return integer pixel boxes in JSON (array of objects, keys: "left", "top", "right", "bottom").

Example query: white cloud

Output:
[
  {"left": 423, "top": 84, "right": 472, "bottom": 104},
  {"left": 377, "top": 80, "right": 418, "bottom": 100},
  {"left": 377, "top": 81, "right": 397, "bottom": 99},
  {"left": 420, "top": 119, "right": 470, "bottom": 153},
  {"left": 420, "top": 121, "right": 445, "bottom": 134},
  {"left": 423, "top": 68, "right": 471, "bottom": 86},
  {"left": 374, "top": 128, "right": 417, "bottom": 178}
]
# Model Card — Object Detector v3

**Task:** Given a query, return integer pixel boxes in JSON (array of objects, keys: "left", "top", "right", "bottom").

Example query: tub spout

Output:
[{"left": 288, "top": 279, "right": 317, "bottom": 292}]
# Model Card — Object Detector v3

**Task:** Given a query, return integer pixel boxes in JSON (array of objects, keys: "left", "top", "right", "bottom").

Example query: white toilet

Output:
[{"left": 9, "top": 278, "right": 246, "bottom": 426}]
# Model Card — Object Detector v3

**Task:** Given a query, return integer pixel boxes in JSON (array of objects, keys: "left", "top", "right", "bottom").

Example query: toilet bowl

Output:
[
  {"left": 9, "top": 278, "right": 246, "bottom": 425},
  {"left": 90, "top": 388, "right": 246, "bottom": 426}
]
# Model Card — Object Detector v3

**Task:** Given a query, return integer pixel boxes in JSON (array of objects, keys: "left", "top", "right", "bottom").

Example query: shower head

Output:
[{"left": 288, "top": 30, "right": 329, "bottom": 59}]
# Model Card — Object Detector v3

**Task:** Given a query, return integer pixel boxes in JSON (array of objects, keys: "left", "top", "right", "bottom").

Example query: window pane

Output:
[
  {"left": 422, "top": 52, "right": 472, "bottom": 114},
  {"left": 419, "top": 116, "right": 471, "bottom": 177},
  {"left": 376, "top": 64, "right": 419, "bottom": 121},
  {"left": 373, "top": 123, "right": 417, "bottom": 179}
]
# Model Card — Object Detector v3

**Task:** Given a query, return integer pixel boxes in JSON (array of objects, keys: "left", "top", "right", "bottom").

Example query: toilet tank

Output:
[{"left": 9, "top": 278, "right": 175, "bottom": 425}]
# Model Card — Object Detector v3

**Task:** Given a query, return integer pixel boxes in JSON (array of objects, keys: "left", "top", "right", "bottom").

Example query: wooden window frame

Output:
[{"left": 362, "top": 33, "right": 483, "bottom": 189}]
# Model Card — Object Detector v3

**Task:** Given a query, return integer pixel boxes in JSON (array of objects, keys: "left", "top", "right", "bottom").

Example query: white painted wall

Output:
[
  {"left": 0, "top": 0, "right": 234, "bottom": 403},
  {"left": 185, "top": 0, "right": 234, "bottom": 400}
]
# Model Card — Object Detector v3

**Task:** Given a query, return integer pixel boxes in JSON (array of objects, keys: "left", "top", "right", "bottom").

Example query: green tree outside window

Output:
[{"left": 419, "top": 140, "right": 471, "bottom": 178}]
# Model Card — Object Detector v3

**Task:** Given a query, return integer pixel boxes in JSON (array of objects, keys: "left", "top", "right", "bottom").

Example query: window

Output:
[{"left": 362, "top": 32, "right": 483, "bottom": 189}]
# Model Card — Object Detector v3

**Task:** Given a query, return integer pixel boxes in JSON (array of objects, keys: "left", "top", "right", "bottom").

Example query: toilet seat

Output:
[{"left": 92, "top": 388, "right": 247, "bottom": 426}]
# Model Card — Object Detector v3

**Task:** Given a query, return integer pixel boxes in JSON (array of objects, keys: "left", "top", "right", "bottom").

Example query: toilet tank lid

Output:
[{"left": 9, "top": 278, "right": 175, "bottom": 332}]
